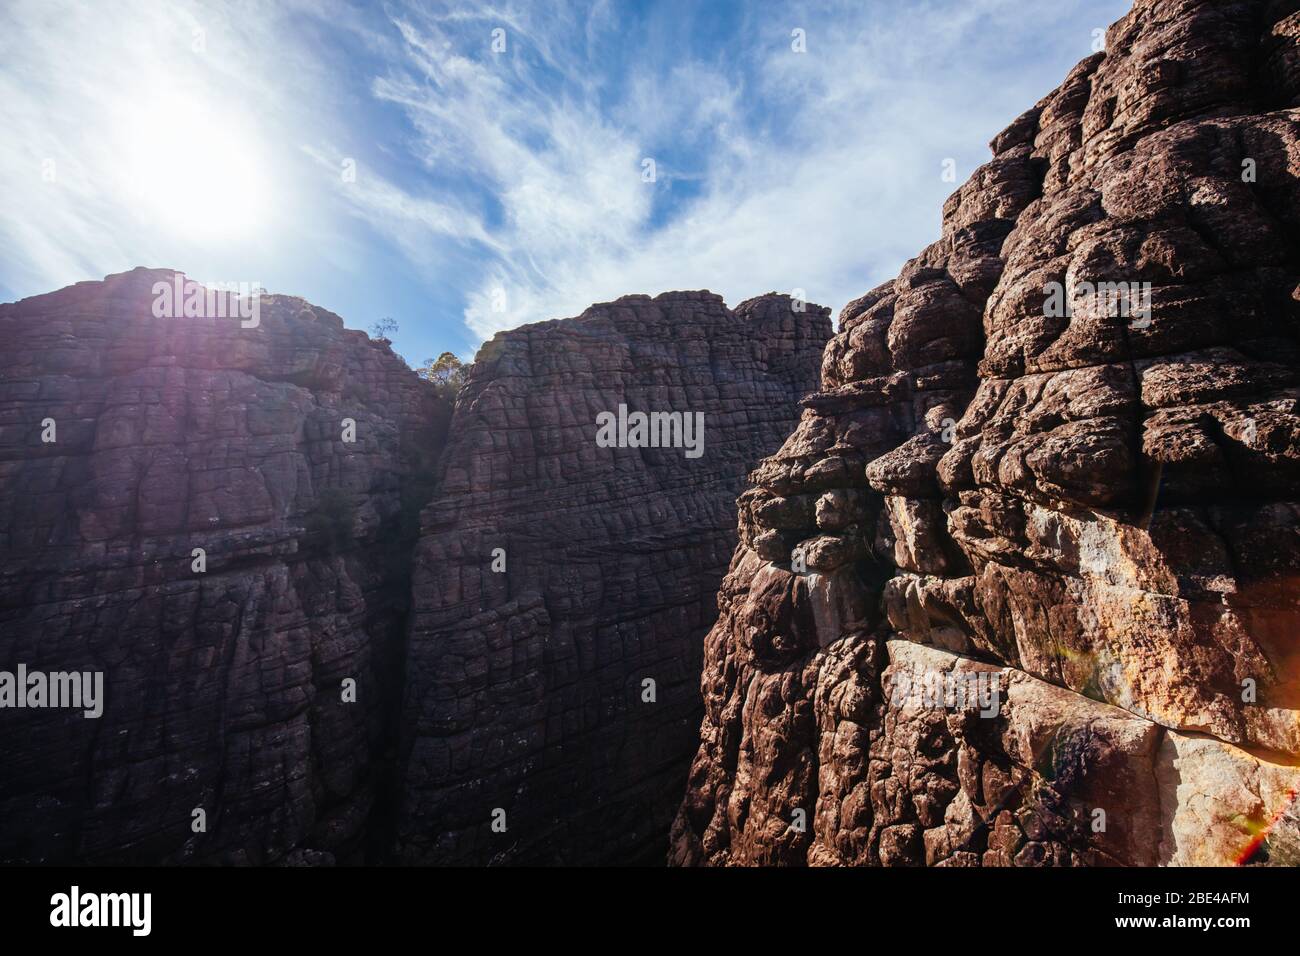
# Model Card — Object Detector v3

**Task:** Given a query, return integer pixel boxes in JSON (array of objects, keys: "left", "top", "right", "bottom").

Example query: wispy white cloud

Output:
[
  {"left": 0, "top": 0, "right": 1132, "bottom": 355},
  {"left": 344, "top": 0, "right": 1131, "bottom": 339}
]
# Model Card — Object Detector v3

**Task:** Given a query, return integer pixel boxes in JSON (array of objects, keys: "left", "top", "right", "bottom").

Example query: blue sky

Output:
[{"left": 0, "top": 0, "right": 1131, "bottom": 366}]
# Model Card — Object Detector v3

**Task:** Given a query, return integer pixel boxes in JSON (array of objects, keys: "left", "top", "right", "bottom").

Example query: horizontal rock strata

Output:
[
  {"left": 672, "top": 0, "right": 1300, "bottom": 867},
  {"left": 0, "top": 268, "right": 444, "bottom": 864},
  {"left": 396, "top": 291, "right": 831, "bottom": 864}
]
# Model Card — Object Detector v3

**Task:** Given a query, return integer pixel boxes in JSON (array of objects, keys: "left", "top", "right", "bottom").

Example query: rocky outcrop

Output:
[
  {"left": 0, "top": 268, "right": 445, "bottom": 864},
  {"left": 672, "top": 0, "right": 1300, "bottom": 867},
  {"left": 0, "top": 275, "right": 827, "bottom": 866},
  {"left": 396, "top": 291, "right": 830, "bottom": 864}
]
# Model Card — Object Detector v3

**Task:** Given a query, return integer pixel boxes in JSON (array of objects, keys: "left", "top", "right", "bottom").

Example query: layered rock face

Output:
[
  {"left": 397, "top": 292, "right": 830, "bottom": 864},
  {"left": 0, "top": 268, "right": 444, "bottom": 864},
  {"left": 673, "top": 0, "right": 1300, "bottom": 867}
]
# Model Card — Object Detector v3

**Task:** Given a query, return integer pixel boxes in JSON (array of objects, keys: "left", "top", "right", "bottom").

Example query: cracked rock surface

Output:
[
  {"left": 0, "top": 268, "right": 443, "bottom": 863},
  {"left": 396, "top": 291, "right": 830, "bottom": 864},
  {"left": 672, "top": 0, "right": 1300, "bottom": 867},
  {"left": 0, "top": 276, "right": 827, "bottom": 866}
]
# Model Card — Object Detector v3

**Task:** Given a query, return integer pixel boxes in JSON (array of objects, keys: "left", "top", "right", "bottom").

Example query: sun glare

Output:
[{"left": 117, "top": 92, "right": 270, "bottom": 241}]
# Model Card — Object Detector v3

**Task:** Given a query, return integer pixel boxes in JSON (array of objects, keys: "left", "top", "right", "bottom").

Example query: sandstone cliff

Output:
[
  {"left": 0, "top": 274, "right": 828, "bottom": 865},
  {"left": 672, "top": 0, "right": 1300, "bottom": 867},
  {"left": 396, "top": 291, "right": 831, "bottom": 864},
  {"left": 0, "top": 268, "right": 445, "bottom": 863}
]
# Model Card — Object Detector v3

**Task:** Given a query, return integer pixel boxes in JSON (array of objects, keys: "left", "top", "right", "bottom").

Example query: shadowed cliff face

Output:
[
  {"left": 0, "top": 274, "right": 828, "bottom": 866},
  {"left": 0, "top": 268, "right": 446, "bottom": 864},
  {"left": 672, "top": 0, "right": 1300, "bottom": 867},
  {"left": 3, "top": 3, "right": 1297, "bottom": 872},
  {"left": 396, "top": 291, "right": 831, "bottom": 864}
]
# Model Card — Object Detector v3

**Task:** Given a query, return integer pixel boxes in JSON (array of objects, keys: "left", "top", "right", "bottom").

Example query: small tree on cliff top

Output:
[
  {"left": 369, "top": 317, "right": 398, "bottom": 341},
  {"left": 416, "top": 351, "right": 470, "bottom": 399}
]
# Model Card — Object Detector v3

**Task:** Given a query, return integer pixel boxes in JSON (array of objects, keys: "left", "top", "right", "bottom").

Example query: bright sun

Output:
[{"left": 117, "top": 91, "right": 270, "bottom": 241}]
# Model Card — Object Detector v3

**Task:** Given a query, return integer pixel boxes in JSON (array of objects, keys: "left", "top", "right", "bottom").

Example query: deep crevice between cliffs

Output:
[{"left": 369, "top": 393, "right": 455, "bottom": 865}]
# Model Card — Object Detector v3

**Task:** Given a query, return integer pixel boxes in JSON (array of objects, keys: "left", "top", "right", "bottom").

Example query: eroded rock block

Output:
[{"left": 673, "top": 0, "right": 1300, "bottom": 867}]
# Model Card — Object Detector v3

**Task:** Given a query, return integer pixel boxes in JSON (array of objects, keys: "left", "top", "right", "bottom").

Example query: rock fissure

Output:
[
  {"left": 2, "top": 0, "right": 1298, "bottom": 870},
  {"left": 0, "top": 277, "right": 830, "bottom": 866}
]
